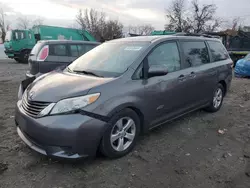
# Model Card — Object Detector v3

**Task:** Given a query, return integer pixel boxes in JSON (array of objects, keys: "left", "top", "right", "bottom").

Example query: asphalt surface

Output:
[{"left": 0, "top": 59, "right": 250, "bottom": 188}]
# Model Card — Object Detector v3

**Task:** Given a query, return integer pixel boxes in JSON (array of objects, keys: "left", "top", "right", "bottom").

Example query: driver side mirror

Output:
[{"left": 148, "top": 64, "right": 168, "bottom": 78}]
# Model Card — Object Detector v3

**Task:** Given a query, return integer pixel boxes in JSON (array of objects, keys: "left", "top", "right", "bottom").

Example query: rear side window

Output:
[
  {"left": 207, "top": 41, "right": 229, "bottom": 62},
  {"left": 49, "top": 44, "right": 67, "bottom": 56},
  {"left": 78, "top": 44, "right": 96, "bottom": 56},
  {"left": 85, "top": 44, "right": 96, "bottom": 53},
  {"left": 182, "top": 41, "right": 209, "bottom": 66},
  {"left": 70, "top": 45, "right": 78, "bottom": 57}
]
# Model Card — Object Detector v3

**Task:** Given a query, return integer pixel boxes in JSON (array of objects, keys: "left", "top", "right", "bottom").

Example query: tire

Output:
[
  {"left": 19, "top": 50, "right": 29, "bottom": 64},
  {"left": 205, "top": 83, "right": 225, "bottom": 112},
  {"left": 14, "top": 58, "right": 22, "bottom": 63},
  {"left": 100, "top": 108, "right": 141, "bottom": 158}
]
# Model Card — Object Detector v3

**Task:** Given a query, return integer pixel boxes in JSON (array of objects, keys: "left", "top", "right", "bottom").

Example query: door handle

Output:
[
  {"left": 208, "top": 71, "right": 216, "bottom": 76},
  {"left": 189, "top": 72, "right": 196, "bottom": 78},
  {"left": 178, "top": 74, "right": 186, "bottom": 82}
]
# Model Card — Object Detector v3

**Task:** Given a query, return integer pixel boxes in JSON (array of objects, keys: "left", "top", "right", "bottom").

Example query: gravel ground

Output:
[{"left": 0, "top": 60, "right": 250, "bottom": 188}]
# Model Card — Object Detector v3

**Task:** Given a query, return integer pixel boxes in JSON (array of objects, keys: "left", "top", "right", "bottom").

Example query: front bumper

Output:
[
  {"left": 25, "top": 71, "right": 36, "bottom": 79},
  {"left": 4, "top": 49, "right": 19, "bottom": 58},
  {"left": 15, "top": 101, "right": 107, "bottom": 159}
]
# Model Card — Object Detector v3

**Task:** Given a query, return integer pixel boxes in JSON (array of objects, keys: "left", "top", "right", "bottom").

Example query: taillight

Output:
[{"left": 37, "top": 45, "right": 49, "bottom": 61}]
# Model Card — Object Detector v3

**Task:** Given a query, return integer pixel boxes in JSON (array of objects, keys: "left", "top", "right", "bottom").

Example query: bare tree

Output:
[
  {"left": 191, "top": 0, "right": 219, "bottom": 33},
  {"left": 76, "top": 9, "right": 106, "bottom": 41},
  {"left": 102, "top": 20, "right": 123, "bottom": 40},
  {"left": 128, "top": 24, "right": 155, "bottom": 35},
  {"left": 165, "top": 0, "right": 191, "bottom": 32},
  {"left": 165, "top": 0, "right": 221, "bottom": 33},
  {"left": 76, "top": 9, "right": 86, "bottom": 30},
  {"left": 17, "top": 17, "right": 30, "bottom": 29},
  {"left": 0, "top": 8, "right": 7, "bottom": 42},
  {"left": 32, "top": 18, "right": 44, "bottom": 27},
  {"left": 76, "top": 9, "right": 123, "bottom": 42}
]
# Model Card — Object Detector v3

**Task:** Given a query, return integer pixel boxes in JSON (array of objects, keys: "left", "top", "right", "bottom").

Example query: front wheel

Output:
[
  {"left": 18, "top": 50, "right": 30, "bottom": 64},
  {"left": 100, "top": 109, "right": 140, "bottom": 158},
  {"left": 205, "top": 83, "right": 225, "bottom": 112}
]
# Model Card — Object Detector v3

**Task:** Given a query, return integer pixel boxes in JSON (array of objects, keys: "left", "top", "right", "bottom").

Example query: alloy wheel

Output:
[{"left": 110, "top": 117, "right": 136, "bottom": 152}]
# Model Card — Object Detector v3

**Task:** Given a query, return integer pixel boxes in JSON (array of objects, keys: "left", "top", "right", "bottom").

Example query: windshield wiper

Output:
[
  {"left": 73, "top": 70, "right": 103, "bottom": 78},
  {"left": 66, "top": 67, "right": 73, "bottom": 73}
]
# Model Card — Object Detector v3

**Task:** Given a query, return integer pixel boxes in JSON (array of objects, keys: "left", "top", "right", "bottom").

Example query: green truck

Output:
[
  {"left": 4, "top": 25, "right": 96, "bottom": 63},
  {"left": 151, "top": 30, "right": 176, "bottom": 35}
]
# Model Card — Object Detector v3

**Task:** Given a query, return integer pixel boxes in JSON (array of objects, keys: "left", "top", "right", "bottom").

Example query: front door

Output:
[{"left": 142, "top": 41, "right": 197, "bottom": 128}]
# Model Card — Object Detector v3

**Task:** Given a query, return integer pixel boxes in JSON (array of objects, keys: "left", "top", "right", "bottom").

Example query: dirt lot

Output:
[{"left": 0, "top": 60, "right": 250, "bottom": 188}]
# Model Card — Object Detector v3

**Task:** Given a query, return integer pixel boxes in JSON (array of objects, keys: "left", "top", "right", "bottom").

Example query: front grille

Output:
[{"left": 21, "top": 91, "right": 51, "bottom": 118}]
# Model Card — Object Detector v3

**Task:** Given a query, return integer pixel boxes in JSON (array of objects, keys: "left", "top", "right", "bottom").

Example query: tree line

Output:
[{"left": 0, "top": 0, "right": 243, "bottom": 43}]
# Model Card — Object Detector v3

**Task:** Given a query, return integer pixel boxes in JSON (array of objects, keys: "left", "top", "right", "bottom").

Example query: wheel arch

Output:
[
  {"left": 218, "top": 80, "right": 227, "bottom": 96},
  {"left": 107, "top": 103, "right": 146, "bottom": 133}
]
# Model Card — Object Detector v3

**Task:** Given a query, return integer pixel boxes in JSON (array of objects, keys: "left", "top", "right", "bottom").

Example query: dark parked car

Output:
[
  {"left": 26, "top": 40, "right": 100, "bottom": 78},
  {"left": 15, "top": 35, "right": 233, "bottom": 159}
]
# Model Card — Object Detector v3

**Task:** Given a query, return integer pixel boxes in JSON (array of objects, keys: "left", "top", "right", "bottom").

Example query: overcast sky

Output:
[{"left": 0, "top": 0, "right": 250, "bottom": 30}]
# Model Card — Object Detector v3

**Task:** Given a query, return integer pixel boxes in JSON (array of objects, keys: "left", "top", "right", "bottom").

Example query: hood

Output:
[{"left": 27, "top": 71, "right": 113, "bottom": 102}]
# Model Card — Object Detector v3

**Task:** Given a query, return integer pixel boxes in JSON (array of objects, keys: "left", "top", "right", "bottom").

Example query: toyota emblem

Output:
[{"left": 28, "top": 91, "right": 35, "bottom": 100}]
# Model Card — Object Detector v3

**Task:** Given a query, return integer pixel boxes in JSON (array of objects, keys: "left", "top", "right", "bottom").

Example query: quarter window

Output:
[
  {"left": 182, "top": 41, "right": 209, "bottom": 66},
  {"left": 207, "top": 41, "right": 229, "bottom": 62},
  {"left": 147, "top": 42, "right": 181, "bottom": 73},
  {"left": 49, "top": 44, "right": 67, "bottom": 56}
]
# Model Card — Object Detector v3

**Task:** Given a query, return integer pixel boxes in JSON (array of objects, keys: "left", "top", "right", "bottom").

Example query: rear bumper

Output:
[{"left": 15, "top": 101, "right": 107, "bottom": 159}]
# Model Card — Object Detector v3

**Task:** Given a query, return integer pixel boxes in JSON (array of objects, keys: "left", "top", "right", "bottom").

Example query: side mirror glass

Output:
[{"left": 148, "top": 64, "right": 168, "bottom": 78}]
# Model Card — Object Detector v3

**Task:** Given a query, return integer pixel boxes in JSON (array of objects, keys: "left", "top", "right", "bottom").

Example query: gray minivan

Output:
[
  {"left": 15, "top": 35, "right": 233, "bottom": 159},
  {"left": 26, "top": 40, "right": 100, "bottom": 78}
]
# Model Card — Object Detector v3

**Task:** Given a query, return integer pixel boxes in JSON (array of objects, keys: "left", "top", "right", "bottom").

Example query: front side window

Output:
[
  {"left": 68, "top": 42, "right": 149, "bottom": 77},
  {"left": 147, "top": 42, "right": 181, "bottom": 73},
  {"left": 207, "top": 41, "right": 229, "bottom": 62},
  {"left": 49, "top": 44, "right": 67, "bottom": 56},
  {"left": 182, "top": 41, "right": 209, "bottom": 67},
  {"left": 13, "top": 31, "right": 26, "bottom": 40}
]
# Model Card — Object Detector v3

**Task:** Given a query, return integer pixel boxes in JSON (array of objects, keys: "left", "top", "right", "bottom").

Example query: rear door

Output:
[
  {"left": 180, "top": 40, "right": 217, "bottom": 108},
  {"left": 40, "top": 43, "right": 70, "bottom": 73}
]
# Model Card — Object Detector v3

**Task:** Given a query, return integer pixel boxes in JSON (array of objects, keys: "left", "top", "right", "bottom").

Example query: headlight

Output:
[
  {"left": 50, "top": 93, "right": 100, "bottom": 115},
  {"left": 17, "top": 84, "right": 23, "bottom": 100}
]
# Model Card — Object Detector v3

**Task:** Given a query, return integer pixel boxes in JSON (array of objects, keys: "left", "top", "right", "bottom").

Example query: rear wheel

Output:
[
  {"left": 100, "top": 109, "right": 140, "bottom": 158},
  {"left": 205, "top": 83, "right": 224, "bottom": 112}
]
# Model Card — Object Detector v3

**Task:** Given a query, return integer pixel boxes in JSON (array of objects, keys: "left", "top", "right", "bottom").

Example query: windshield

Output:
[
  {"left": 68, "top": 41, "right": 149, "bottom": 77},
  {"left": 5, "top": 31, "right": 12, "bottom": 42}
]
